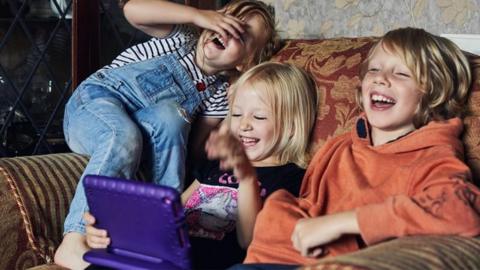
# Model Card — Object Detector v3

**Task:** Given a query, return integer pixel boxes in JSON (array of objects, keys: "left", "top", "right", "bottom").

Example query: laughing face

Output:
[
  {"left": 197, "top": 13, "right": 267, "bottom": 75},
  {"left": 229, "top": 81, "right": 279, "bottom": 166},
  {"left": 361, "top": 43, "right": 423, "bottom": 145}
]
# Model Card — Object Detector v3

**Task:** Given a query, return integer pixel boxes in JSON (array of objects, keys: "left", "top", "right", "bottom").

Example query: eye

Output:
[
  {"left": 395, "top": 72, "right": 411, "bottom": 78},
  {"left": 231, "top": 113, "right": 241, "bottom": 117},
  {"left": 368, "top": 67, "right": 379, "bottom": 73},
  {"left": 254, "top": 116, "right": 267, "bottom": 120}
]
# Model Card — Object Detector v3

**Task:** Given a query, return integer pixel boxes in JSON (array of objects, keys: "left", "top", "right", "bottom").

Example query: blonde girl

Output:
[{"left": 85, "top": 62, "right": 318, "bottom": 269}]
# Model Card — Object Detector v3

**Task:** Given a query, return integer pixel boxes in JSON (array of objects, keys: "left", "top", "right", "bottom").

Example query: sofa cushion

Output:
[
  {"left": 272, "top": 38, "right": 480, "bottom": 185},
  {"left": 302, "top": 236, "right": 480, "bottom": 270},
  {"left": 0, "top": 153, "right": 87, "bottom": 269}
]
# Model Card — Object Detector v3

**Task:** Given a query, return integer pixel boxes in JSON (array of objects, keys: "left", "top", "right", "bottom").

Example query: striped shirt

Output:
[{"left": 103, "top": 25, "right": 228, "bottom": 117}]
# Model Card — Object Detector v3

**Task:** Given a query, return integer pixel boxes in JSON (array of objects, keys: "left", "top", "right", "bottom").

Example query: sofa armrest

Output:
[
  {"left": 0, "top": 153, "right": 87, "bottom": 269},
  {"left": 303, "top": 235, "right": 480, "bottom": 270}
]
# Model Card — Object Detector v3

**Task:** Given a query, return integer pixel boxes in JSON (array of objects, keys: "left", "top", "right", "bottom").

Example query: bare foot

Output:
[{"left": 54, "top": 232, "right": 90, "bottom": 270}]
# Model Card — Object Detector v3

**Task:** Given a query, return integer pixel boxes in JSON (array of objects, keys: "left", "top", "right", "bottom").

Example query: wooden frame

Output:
[{"left": 72, "top": 0, "right": 100, "bottom": 89}]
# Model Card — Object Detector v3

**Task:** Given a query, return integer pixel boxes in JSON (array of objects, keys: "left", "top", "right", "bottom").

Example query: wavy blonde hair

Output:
[
  {"left": 358, "top": 27, "right": 472, "bottom": 128},
  {"left": 227, "top": 62, "right": 318, "bottom": 168}
]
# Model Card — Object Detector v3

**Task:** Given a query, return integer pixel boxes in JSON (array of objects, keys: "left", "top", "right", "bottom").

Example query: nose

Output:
[
  {"left": 240, "top": 116, "right": 252, "bottom": 131},
  {"left": 373, "top": 71, "right": 390, "bottom": 86}
]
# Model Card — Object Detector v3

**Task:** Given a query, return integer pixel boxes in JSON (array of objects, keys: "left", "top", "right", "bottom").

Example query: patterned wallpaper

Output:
[{"left": 262, "top": 0, "right": 480, "bottom": 39}]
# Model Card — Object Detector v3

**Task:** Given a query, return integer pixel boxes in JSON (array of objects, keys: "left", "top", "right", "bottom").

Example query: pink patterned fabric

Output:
[{"left": 184, "top": 184, "right": 238, "bottom": 240}]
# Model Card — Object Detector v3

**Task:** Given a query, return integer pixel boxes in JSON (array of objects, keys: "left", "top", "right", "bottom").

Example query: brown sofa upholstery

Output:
[{"left": 1, "top": 37, "right": 479, "bottom": 270}]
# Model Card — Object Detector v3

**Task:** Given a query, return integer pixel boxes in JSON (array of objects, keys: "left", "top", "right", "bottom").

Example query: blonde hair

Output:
[
  {"left": 358, "top": 27, "right": 472, "bottom": 128},
  {"left": 199, "top": 0, "right": 278, "bottom": 72},
  {"left": 227, "top": 62, "right": 318, "bottom": 168}
]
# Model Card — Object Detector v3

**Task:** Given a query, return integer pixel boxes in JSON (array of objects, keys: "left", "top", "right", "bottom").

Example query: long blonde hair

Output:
[
  {"left": 358, "top": 27, "right": 472, "bottom": 128},
  {"left": 227, "top": 62, "right": 318, "bottom": 168}
]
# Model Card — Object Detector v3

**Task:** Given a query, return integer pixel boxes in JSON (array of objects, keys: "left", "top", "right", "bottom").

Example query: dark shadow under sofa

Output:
[{"left": 1, "top": 37, "right": 480, "bottom": 270}]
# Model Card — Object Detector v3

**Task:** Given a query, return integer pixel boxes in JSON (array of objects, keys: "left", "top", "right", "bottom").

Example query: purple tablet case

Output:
[{"left": 83, "top": 175, "right": 191, "bottom": 270}]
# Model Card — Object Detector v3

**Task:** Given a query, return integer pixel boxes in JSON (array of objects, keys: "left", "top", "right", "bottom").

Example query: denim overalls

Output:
[{"left": 63, "top": 48, "right": 224, "bottom": 234}]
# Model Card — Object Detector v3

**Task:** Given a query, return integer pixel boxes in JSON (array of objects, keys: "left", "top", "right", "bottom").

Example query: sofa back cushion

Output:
[
  {"left": 272, "top": 38, "right": 480, "bottom": 185},
  {"left": 0, "top": 153, "right": 87, "bottom": 268}
]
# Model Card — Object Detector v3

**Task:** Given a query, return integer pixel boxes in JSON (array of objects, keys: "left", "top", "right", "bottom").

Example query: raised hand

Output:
[
  {"left": 205, "top": 124, "right": 256, "bottom": 182},
  {"left": 83, "top": 212, "right": 110, "bottom": 249},
  {"left": 193, "top": 9, "right": 246, "bottom": 41},
  {"left": 123, "top": 1, "right": 246, "bottom": 39}
]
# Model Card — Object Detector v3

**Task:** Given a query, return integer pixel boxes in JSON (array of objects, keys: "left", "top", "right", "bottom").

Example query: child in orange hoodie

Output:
[{"left": 231, "top": 27, "right": 480, "bottom": 269}]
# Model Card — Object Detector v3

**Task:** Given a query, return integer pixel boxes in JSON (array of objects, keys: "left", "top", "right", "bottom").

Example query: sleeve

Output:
[
  {"left": 356, "top": 153, "right": 480, "bottom": 245},
  {"left": 106, "top": 24, "right": 199, "bottom": 69},
  {"left": 168, "top": 24, "right": 199, "bottom": 44}
]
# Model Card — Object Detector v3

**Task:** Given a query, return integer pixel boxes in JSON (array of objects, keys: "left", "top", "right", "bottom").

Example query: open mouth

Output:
[
  {"left": 211, "top": 36, "right": 226, "bottom": 50},
  {"left": 371, "top": 94, "right": 396, "bottom": 109},
  {"left": 240, "top": 136, "right": 259, "bottom": 147}
]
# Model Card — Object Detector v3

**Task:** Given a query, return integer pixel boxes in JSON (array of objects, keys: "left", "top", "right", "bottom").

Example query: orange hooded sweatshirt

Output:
[{"left": 245, "top": 116, "right": 480, "bottom": 265}]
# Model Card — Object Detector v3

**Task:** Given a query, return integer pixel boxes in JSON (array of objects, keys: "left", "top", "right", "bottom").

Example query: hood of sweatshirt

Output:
[{"left": 353, "top": 114, "right": 464, "bottom": 155}]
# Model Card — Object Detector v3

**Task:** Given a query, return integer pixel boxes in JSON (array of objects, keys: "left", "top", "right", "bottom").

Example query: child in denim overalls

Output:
[{"left": 54, "top": 0, "right": 277, "bottom": 268}]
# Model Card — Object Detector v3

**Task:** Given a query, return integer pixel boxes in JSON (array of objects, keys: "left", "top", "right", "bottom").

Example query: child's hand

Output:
[
  {"left": 83, "top": 212, "right": 110, "bottom": 249},
  {"left": 291, "top": 211, "right": 359, "bottom": 258},
  {"left": 193, "top": 9, "right": 245, "bottom": 41},
  {"left": 205, "top": 124, "right": 256, "bottom": 181}
]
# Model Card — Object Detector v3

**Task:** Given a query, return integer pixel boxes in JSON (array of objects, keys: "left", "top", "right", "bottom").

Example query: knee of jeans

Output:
[{"left": 111, "top": 127, "right": 143, "bottom": 157}]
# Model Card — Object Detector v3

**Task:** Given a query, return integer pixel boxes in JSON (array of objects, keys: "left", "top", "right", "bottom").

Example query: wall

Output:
[{"left": 262, "top": 0, "right": 480, "bottom": 39}]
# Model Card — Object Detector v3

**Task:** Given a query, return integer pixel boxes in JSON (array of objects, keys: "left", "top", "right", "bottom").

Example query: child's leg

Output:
[
  {"left": 64, "top": 96, "right": 143, "bottom": 233},
  {"left": 133, "top": 101, "right": 191, "bottom": 191},
  {"left": 55, "top": 96, "right": 143, "bottom": 268},
  {"left": 54, "top": 232, "right": 90, "bottom": 269}
]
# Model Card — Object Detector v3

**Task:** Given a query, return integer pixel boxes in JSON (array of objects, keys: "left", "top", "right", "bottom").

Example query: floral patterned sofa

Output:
[{"left": 1, "top": 37, "right": 479, "bottom": 270}]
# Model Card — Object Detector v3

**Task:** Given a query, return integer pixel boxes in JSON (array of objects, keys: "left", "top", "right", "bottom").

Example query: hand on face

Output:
[
  {"left": 205, "top": 124, "right": 256, "bottom": 181},
  {"left": 84, "top": 212, "right": 110, "bottom": 249},
  {"left": 193, "top": 9, "right": 245, "bottom": 41},
  {"left": 196, "top": 13, "right": 267, "bottom": 75}
]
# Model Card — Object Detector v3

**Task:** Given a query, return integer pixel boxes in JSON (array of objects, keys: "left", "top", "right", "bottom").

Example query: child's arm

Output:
[
  {"left": 83, "top": 212, "right": 110, "bottom": 249},
  {"left": 181, "top": 179, "right": 201, "bottom": 206},
  {"left": 205, "top": 125, "right": 262, "bottom": 248},
  {"left": 123, "top": 0, "right": 245, "bottom": 39},
  {"left": 291, "top": 211, "right": 360, "bottom": 257},
  {"left": 356, "top": 163, "right": 480, "bottom": 246},
  {"left": 236, "top": 173, "right": 262, "bottom": 248}
]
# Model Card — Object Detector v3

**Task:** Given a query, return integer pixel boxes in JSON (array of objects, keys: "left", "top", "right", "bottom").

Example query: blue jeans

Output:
[{"left": 63, "top": 54, "right": 206, "bottom": 234}]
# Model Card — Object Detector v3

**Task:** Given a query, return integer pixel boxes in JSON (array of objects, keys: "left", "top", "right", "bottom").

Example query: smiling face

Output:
[
  {"left": 229, "top": 81, "right": 279, "bottom": 166},
  {"left": 197, "top": 13, "right": 268, "bottom": 74},
  {"left": 361, "top": 42, "right": 423, "bottom": 145}
]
